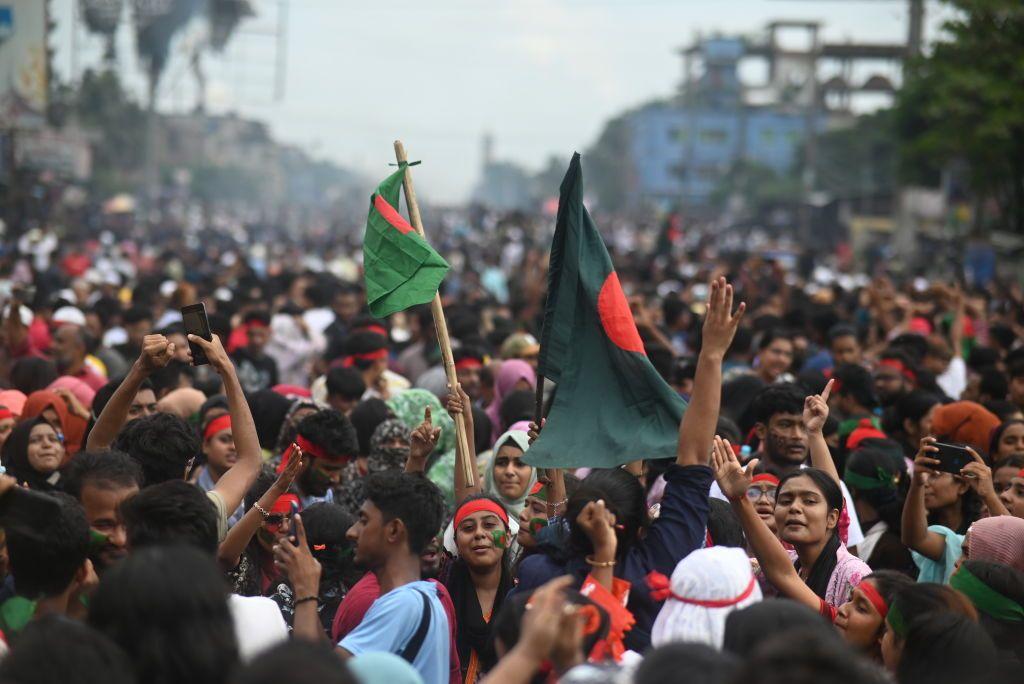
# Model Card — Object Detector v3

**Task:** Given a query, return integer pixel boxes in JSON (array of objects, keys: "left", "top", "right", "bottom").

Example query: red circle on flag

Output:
[{"left": 597, "top": 271, "right": 645, "bottom": 354}]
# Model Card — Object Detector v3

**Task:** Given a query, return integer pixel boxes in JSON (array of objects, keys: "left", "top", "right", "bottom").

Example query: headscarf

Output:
[
  {"left": 485, "top": 360, "right": 536, "bottom": 441},
  {"left": 388, "top": 389, "right": 455, "bottom": 457},
  {"left": 650, "top": 546, "right": 763, "bottom": 649},
  {"left": 47, "top": 376, "right": 95, "bottom": 410},
  {"left": 930, "top": 401, "right": 1001, "bottom": 456},
  {"left": 156, "top": 388, "right": 207, "bottom": 421},
  {"left": 0, "top": 390, "right": 27, "bottom": 418},
  {"left": 347, "top": 652, "right": 424, "bottom": 684},
  {"left": 367, "top": 418, "right": 411, "bottom": 473},
  {"left": 21, "top": 390, "right": 85, "bottom": 459},
  {"left": 967, "top": 516, "right": 1024, "bottom": 573},
  {"left": 482, "top": 428, "right": 536, "bottom": 517},
  {"left": 443, "top": 496, "right": 516, "bottom": 678},
  {"left": 1, "top": 417, "right": 64, "bottom": 491}
]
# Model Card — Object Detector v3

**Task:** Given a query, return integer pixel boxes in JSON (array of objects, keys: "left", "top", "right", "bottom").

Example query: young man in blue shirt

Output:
[{"left": 281, "top": 470, "right": 449, "bottom": 683}]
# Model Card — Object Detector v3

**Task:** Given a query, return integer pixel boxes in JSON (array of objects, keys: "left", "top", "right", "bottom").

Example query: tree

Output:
[{"left": 894, "top": 0, "right": 1024, "bottom": 234}]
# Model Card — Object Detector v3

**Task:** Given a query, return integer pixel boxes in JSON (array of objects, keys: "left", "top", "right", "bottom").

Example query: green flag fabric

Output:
[
  {"left": 363, "top": 168, "right": 450, "bottom": 318},
  {"left": 524, "top": 153, "right": 686, "bottom": 469}
]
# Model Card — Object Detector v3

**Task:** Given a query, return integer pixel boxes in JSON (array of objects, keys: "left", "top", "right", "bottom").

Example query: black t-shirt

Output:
[{"left": 232, "top": 348, "right": 279, "bottom": 393}]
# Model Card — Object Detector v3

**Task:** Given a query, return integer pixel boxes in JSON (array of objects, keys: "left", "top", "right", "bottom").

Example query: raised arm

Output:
[
  {"left": 901, "top": 437, "right": 947, "bottom": 560},
  {"left": 405, "top": 407, "right": 441, "bottom": 475},
  {"left": 87, "top": 334, "right": 174, "bottom": 450},
  {"left": 711, "top": 436, "right": 819, "bottom": 612},
  {"left": 676, "top": 277, "right": 745, "bottom": 467},
  {"left": 803, "top": 379, "right": 840, "bottom": 486},
  {"left": 218, "top": 449, "right": 304, "bottom": 569},
  {"left": 187, "top": 334, "right": 261, "bottom": 516},
  {"left": 446, "top": 384, "right": 481, "bottom": 502},
  {"left": 273, "top": 514, "right": 327, "bottom": 643}
]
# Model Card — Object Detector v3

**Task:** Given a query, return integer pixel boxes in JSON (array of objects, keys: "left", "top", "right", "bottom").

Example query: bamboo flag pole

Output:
[{"left": 393, "top": 140, "right": 475, "bottom": 484}]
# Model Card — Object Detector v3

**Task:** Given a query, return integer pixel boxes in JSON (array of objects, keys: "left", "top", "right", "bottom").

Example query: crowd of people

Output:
[{"left": 0, "top": 213, "right": 1021, "bottom": 684}]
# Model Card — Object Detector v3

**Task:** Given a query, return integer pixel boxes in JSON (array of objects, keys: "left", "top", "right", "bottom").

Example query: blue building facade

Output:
[{"left": 628, "top": 37, "right": 823, "bottom": 207}]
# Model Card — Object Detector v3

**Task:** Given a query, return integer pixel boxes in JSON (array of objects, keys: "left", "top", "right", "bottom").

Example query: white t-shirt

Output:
[
  {"left": 937, "top": 357, "right": 968, "bottom": 400},
  {"left": 709, "top": 472, "right": 864, "bottom": 548},
  {"left": 229, "top": 594, "right": 289, "bottom": 662}
]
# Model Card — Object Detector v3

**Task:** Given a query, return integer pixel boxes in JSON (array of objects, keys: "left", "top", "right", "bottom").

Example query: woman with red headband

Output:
[
  {"left": 223, "top": 463, "right": 305, "bottom": 598},
  {"left": 195, "top": 414, "right": 243, "bottom": 526},
  {"left": 711, "top": 435, "right": 914, "bottom": 662},
  {"left": 440, "top": 494, "right": 517, "bottom": 682}
]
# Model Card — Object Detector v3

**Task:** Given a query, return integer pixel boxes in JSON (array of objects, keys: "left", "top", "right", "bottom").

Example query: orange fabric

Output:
[
  {"left": 580, "top": 575, "right": 635, "bottom": 663},
  {"left": 21, "top": 391, "right": 86, "bottom": 460},
  {"left": 930, "top": 401, "right": 1001, "bottom": 456}
]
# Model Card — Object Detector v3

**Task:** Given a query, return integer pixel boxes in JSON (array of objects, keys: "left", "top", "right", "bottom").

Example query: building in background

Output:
[{"left": 627, "top": 21, "right": 905, "bottom": 209}]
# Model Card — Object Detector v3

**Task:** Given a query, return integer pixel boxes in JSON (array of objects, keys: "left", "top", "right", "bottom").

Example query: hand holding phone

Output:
[
  {"left": 181, "top": 303, "right": 213, "bottom": 366},
  {"left": 932, "top": 442, "right": 973, "bottom": 475}
]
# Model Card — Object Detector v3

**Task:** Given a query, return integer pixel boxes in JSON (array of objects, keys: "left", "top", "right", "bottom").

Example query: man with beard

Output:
[
  {"left": 62, "top": 450, "right": 143, "bottom": 575},
  {"left": 279, "top": 410, "right": 359, "bottom": 508},
  {"left": 51, "top": 325, "right": 106, "bottom": 391}
]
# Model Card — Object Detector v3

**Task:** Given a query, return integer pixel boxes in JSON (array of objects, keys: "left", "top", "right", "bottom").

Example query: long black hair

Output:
[
  {"left": 1, "top": 417, "right": 62, "bottom": 491},
  {"left": 844, "top": 438, "right": 908, "bottom": 535},
  {"left": 776, "top": 467, "right": 844, "bottom": 600},
  {"left": 443, "top": 493, "right": 515, "bottom": 678},
  {"left": 567, "top": 468, "right": 646, "bottom": 559},
  {"left": 88, "top": 545, "right": 239, "bottom": 684},
  {"left": 989, "top": 419, "right": 1024, "bottom": 463}
]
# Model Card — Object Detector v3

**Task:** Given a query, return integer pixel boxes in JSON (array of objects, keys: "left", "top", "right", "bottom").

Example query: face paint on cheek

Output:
[
  {"left": 528, "top": 518, "right": 548, "bottom": 535},
  {"left": 491, "top": 530, "right": 508, "bottom": 550},
  {"left": 89, "top": 529, "right": 109, "bottom": 552}
]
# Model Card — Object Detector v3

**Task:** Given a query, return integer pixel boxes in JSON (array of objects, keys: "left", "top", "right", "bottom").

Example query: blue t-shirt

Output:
[{"left": 339, "top": 580, "right": 449, "bottom": 683}]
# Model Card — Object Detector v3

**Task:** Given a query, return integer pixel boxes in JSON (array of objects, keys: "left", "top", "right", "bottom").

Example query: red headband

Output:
[
  {"left": 878, "top": 358, "right": 916, "bottom": 383},
  {"left": 454, "top": 358, "right": 483, "bottom": 371},
  {"left": 454, "top": 499, "right": 509, "bottom": 529},
  {"left": 270, "top": 493, "right": 300, "bottom": 515},
  {"left": 751, "top": 473, "right": 780, "bottom": 487},
  {"left": 341, "top": 349, "right": 388, "bottom": 367},
  {"left": 647, "top": 571, "right": 757, "bottom": 607},
  {"left": 203, "top": 414, "right": 232, "bottom": 441},
  {"left": 359, "top": 325, "right": 388, "bottom": 338},
  {"left": 1017, "top": 468, "right": 1024, "bottom": 479},
  {"left": 857, "top": 580, "right": 888, "bottom": 619},
  {"left": 246, "top": 320, "right": 269, "bottom": 330},
  {"left": 0, "top": 408, "right": 13, "bottom": 422}
]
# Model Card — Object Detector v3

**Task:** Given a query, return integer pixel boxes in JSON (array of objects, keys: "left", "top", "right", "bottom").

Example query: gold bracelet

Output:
[
  {"left": 585, "top": 555, "right": 616, "bottom": 568},
  {"left": 253, "top": 502, "right": 270, "bottom": 519}
]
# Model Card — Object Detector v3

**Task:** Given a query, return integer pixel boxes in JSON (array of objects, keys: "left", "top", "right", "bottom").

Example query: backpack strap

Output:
[{"left": 398, "top": 589, "right": 433, "bottom": 664}]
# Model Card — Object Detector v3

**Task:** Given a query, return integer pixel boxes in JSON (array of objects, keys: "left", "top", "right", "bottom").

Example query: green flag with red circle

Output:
[
  {"left": 363, "top": 168, "right": 450, "bottom": 318},
  {"left": 525, "top": 153, "right": 686, "bottom": 469}
]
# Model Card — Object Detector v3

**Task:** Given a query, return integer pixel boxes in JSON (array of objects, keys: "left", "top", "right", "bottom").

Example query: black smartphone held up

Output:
[
  {"left": 289, "top": 501, "right": 300, "bottom": 544},
  {"left": 933, "top": 442, "right": 973, "bottom": 475},
  {"left": 180, "top": 302, "right": 213, "bottom": 366}
]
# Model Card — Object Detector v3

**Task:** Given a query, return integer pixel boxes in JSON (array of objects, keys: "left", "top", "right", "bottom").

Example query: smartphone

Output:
[
  {"left": 180, "top": 302, "right": 212, "bottom": 366},
  {"left": 932, "top": 442, "right": 972, "bottom": 475},
  {"left": 289, "top": 501, "right": 300, "bottom": 544}
]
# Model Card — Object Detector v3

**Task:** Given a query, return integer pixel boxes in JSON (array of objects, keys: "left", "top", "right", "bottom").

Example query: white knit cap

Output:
[{"left": 650, "top": 546, "right": 762, "bottom": 649}]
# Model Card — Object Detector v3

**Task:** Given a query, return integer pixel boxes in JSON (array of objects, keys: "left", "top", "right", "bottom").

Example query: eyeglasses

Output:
[{"left": 746, "top": 486, "right": 777, "bottom": 503}]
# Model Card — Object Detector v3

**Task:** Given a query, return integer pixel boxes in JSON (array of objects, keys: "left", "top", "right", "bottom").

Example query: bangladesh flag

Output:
[
  {"left": 524, "top": 154, "right": 686, "bottom": 469},
  {"left": 363, "top": 168, "right": 450, "bottom": 318}
]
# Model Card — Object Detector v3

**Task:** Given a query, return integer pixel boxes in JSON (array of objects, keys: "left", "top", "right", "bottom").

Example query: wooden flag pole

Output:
[{"left": 393, "top": 140, "right": 475, "bottom": 484}]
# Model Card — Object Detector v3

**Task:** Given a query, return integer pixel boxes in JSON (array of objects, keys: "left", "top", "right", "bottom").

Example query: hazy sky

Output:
[{"left": 53, "top": 0, "right": 954, "bottom": 202}]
